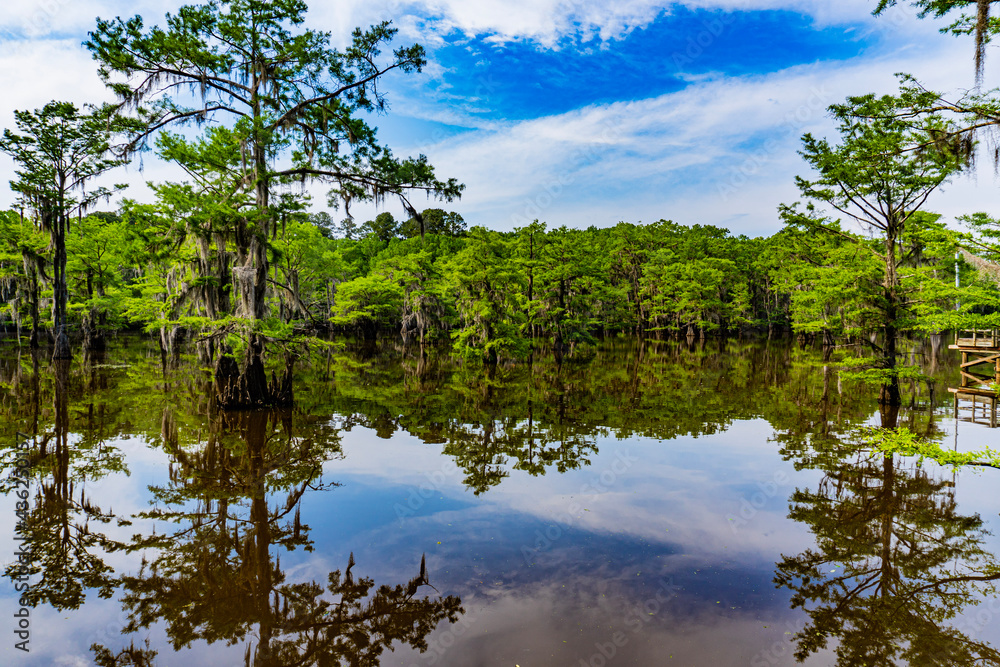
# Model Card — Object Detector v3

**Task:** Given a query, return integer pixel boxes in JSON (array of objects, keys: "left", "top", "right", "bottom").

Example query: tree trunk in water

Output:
[
  {"left": 878, "top": 450, "right": 896, "bottom": 606},
  {"left": 159, "top": 326, "right": 186, "bottom": 368},
  {"left": 246, "top": 411, "right": 275, "bottom": 665},
  {"left": 82, "top": 308, "right": 106, "bottom": 353},
  {"left": 879, "top": 401, "right": 899, "bottom": 430},
  {"left": 879, "top": 231, "right": 901, "bottom": 407},
  {"left": 214, "top": 334, "right": 293, "bottom": 410},
  {"left": 52, "top": 220, "right": 71, "bottom": 360},
  {"left": 929, "top": 332, "right": 944, "bottom": 375},
  {"left": 52, "top": 359, "right": 71, "bottom": 500},
  {"left": 196, "top": 337, "right": 216, "bottom": 365},
  {"left": 878, "top": 317, "right": 901, "bottom": 406},
  {"left": 27, "top": 262, "right": 40, "bottom": 349}
]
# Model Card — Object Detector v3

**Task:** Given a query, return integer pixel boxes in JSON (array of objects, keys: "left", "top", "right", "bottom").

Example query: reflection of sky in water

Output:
[
  {"left": 311, "top": 423, "right": 829, "bottom": 666},
  {"left": 3, "top": 345, "right": 1000, "bottom": 665}
]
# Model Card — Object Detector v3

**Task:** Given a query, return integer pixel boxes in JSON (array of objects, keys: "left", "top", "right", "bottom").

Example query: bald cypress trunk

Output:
[
  {"left": 52, "top": 212, "right": 71, "bottom": 360},
  {"left": 214, "top": 70, "right": 279, "bottom": 409},
  {"left": 879, "top": 223, "right": 901, "bottom": 407}
]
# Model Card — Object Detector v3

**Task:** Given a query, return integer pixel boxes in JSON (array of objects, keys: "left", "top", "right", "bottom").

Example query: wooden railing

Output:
[{"left": 955, "top": 329, "right": 1000, "bottom": 349}]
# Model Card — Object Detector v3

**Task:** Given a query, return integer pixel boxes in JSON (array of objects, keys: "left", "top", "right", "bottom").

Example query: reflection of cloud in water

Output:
[
  {"left": 316, "top": 500, "right": 822, "bottom": 666},
  {"left": 343, "top": 504, "right": 784, "bottom": 608},
  {"left": 325, "top": 419, "right": 822, "bottom": 561},
  {"left": 380, "top": 577, "right": 834, "bottom": 667},
  {"left": 296, "top": 419, "right": 844, "bottom": 665}
]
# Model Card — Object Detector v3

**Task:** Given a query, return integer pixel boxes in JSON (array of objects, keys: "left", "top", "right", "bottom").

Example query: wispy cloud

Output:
[
  {"left": 382, "top": 32, "right": 980, "bottom": 235},
  {"left": 0, "top": 0, "right": 990, "bottom": 235}
]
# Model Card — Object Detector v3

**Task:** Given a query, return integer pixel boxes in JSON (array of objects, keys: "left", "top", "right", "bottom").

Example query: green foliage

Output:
[
  {"left": 274, "top": 216, "right": 345, "bottom": 323},
  {"left": 838, "top": 357, "right": 929, "bottom": 385},
  {"left": 105, "top": 0, "right": 461, "bottom": 206},
  {"left": 330, "top": 274, "right": 404, "bottom": 331},
  {"left": 780, "top": 89, "right": 970, "bottom": 403},
  {"left": 85, "top": 0, "right": 461, "bottom": 329},
  {"left": 444, "top": 227, "right": 528, "bottom": 362},
  {"left": 640, "top": 224, "right": 751, "bottom": 334},
  {"left": 0, "top": 102, "right": 134, "bottom": 355},
  {"left": 0, "top": 210, "right": 48, "bottom": 340},
  {"left": 400, "top": 208, "right": 467, "bottom": 238},
  {"left": 860, "top": 426, "right": 1000, "bottom": 468},
  {"left": 364, "top": 212, "right": 401, "bottom": 242}
]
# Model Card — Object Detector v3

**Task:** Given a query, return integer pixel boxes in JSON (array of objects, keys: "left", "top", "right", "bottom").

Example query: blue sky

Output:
[
  {"left": 0, "top": 0, "right": 993, "bottom": 236},
  {"left": 410, "top": 8, "right": 867, "bottom": 120}
]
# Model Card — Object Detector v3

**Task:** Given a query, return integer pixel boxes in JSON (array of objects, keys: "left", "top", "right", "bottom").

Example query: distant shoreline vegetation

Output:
[
  {"left": 1, "top": 212, "right": 995, "bottom": 362},
  {"left": 4, "top": 0, "right": 1000, "bottom": 410}
]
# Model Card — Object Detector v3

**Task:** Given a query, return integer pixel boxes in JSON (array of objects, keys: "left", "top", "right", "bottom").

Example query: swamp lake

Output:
[{"left": 2, "top": 335, "right": 1000, "bottom": 666}]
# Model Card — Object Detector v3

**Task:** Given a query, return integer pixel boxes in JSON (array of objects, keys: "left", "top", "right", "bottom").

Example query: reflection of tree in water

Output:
[
  {"left": 0, "top": 336, "right": 972, "bottom": 663},
  {"left": 318, "top": 338, "right": 901, "bottom": 494},
  {"left": 316, "top": 346, "right": 602, "bottom": 495},
  {"left": 116, "top": 409, "right": 462, "bottom": 666},
  {"left": 775, "top": 410, "right": 1000, "bottom": 666},
  {"left": 1, "top": 357, "right": 124, "bottom": 610},
  {"left": 91, "top": 639, "right": 157, "bottom": 666},
  {"left": 441, "top": 367, "right": 599, "bottom": 494}
]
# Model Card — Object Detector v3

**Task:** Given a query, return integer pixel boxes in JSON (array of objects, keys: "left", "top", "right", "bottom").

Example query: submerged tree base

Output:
[
  {"left": 214, "top": 334, "right": 293, "bottom": 410},
  {"left": 878, "top": 380, "right": 901, "bottom": 407}
]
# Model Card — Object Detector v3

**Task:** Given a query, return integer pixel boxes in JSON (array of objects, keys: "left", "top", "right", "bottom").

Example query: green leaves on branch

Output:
[
  {"left": 860, "top": 426, "right": 1000, "bottom": 469},
  {"left": 330, "top": 274, "right": 404, "bottom": 332},
  {"left": 85, "top": 0, "right": 462, "bottom": 218}
]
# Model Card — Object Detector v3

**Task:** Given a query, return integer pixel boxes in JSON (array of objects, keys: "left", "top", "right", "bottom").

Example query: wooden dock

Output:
[
  {"left": 949, "top": 329, "right": 1000, "bottom": 389},
  {"left": 949, "top": 387, "right": 999, "bottom": 428}
]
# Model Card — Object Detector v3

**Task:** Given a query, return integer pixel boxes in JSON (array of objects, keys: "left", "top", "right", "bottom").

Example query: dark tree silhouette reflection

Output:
[
  {"left": 115, "top": 409, "right": 462, "bottom": 666},
  {"left": 1, "top": 357, "right": 125, "bottom": 609},
  {"left": 775, "top": 412, "right": 1000, "bottom": 666}
]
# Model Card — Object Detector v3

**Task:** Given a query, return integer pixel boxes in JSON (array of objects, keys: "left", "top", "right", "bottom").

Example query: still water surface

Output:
[{"left": 2, "top": 336, "right": 1000, "bottom": 666}]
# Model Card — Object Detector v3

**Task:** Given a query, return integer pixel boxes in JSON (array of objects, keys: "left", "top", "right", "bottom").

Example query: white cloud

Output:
[
  {"left": 375, "top": 30, "right": 990, "bottom": 236},
  {"left": 0, "top": 38, "right": 110, "bottom": 118},
  {"left": 0, "top": 0, "right": 992, "bottom": 233},
  {"left": 0, "top": 0, "right": 194, "bottom": 40},
  {"left": 316, "top": 0, "right": 935, "bottom": 48},
  {"left": 0, "top": 0, "right": 953, "bottom": 48}
]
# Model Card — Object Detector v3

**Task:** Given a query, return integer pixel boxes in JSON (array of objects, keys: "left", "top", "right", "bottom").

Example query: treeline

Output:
[{"left": 1, "top": 205, "right": 990, "bottom": 362}]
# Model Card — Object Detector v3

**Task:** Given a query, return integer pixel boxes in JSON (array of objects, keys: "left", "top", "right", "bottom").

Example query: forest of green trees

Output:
[
  {"left": 10, "top": 3, "right": 1000, "bottom": 663},
  {"left": 4, "top": 0, "right": 1000, "bottom": 409}
]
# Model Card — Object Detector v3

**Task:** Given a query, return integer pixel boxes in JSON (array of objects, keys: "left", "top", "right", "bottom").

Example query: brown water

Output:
[{"left": 1, "top": 336, "right": 999, "bottom": 666}]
